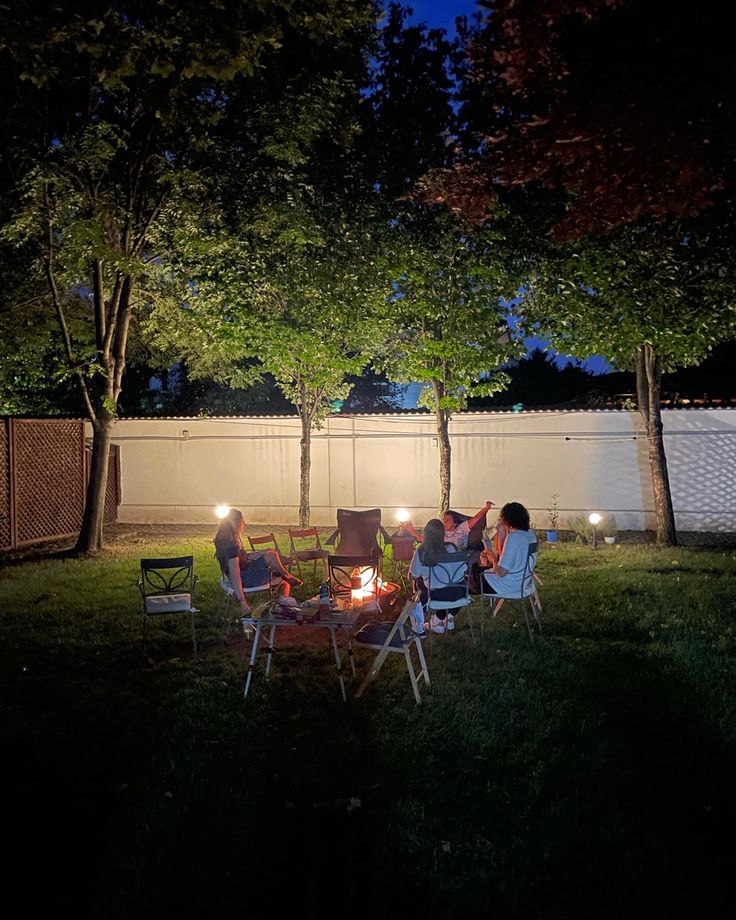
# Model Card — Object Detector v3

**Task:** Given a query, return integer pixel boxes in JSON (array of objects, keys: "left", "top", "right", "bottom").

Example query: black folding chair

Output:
[{"left": 139, "top": 556, "right": 198, "bottom": 656}]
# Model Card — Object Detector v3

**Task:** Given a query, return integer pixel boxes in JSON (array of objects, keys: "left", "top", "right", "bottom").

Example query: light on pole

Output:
[{"left": 588, "top": 512, "right": 602, "bottom": 549}]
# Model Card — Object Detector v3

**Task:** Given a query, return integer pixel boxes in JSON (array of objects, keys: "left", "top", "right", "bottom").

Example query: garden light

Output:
[
  {"left": 588, "top": 512, "right": 602, "bottom": 549},
  {"left": 214, "top": 504, "right": 231, "bottom": 520},
  {"left": 396, "top": 508, "right": 410, "bottom": 524}
]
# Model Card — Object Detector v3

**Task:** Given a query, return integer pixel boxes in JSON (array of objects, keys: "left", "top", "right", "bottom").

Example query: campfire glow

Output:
[{"left": 350, "top": 566, "right": 377, "bottom": 603}]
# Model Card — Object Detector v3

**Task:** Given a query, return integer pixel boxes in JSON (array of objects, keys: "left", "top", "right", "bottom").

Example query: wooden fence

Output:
[{"left": 0, "top": 418, "right": 119, "bottom": 551}]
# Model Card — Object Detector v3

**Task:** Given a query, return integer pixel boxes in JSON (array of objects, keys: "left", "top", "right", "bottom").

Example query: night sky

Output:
[{"left": 406, "top": 0, "right": 482, "bottom": 32}]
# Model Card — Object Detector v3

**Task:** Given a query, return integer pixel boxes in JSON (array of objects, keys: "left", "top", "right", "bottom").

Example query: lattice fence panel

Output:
[
  {"left": 84, "top": 442, "right": 120, "bottom": 524},
  {"left": 14, "top": 420, "right": 85, "bottom": 544},
  {"left": 104, "top": 443, "right": 119, "bottom": 523},
  {"left": 0, "top": 421, "right": 11, "bottom": 550}
]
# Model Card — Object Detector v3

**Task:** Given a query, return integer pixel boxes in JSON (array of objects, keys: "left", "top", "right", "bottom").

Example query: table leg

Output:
[
  {"left": 264, "top": 624, "right": 276, "bottom": 676},
  {"left": 346, "top": 629, "right": 356, "bottom": 678},
  {"left": 243, "top": 622, "right": 262, "bottom": 699},
  {"left": 328, "top": 625, "right": 347, "bottom": 702}
]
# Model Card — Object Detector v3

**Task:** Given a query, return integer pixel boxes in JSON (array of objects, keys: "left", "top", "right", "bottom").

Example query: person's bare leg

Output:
[{"left": 262, "top": 550, "right": 302, "bottom": 593}]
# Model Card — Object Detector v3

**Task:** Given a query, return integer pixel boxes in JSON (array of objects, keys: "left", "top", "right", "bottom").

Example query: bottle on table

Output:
[{"left": 318, "top": 582, "right": 330, "bottom": 618}]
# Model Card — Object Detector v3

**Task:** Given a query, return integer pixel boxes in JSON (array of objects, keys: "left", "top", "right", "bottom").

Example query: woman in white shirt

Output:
[
  {"left": 479, "top": 502, "right": 536, "bottom": 596},
  {"left": 404, "top": 501, "right": 494, "bottom": 551}
]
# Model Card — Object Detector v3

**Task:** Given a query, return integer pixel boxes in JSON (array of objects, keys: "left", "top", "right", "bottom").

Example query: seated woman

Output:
[
  {"left": 478, "top": 501, "right": 536, "bottom": 596},
  {"left": 409, "top": 518, "right": 468, "bottom": 634},
  {"left": 214, "top": 509, "right": 302, "bottom": 613},
  {"left": 404, "top": 500, "right": 494, "bottom": 552}
]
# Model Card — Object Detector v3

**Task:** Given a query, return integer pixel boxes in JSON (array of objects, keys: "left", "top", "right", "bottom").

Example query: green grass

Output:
[{"left": 2, "top": 539, "right": 735, "bottom": 919}]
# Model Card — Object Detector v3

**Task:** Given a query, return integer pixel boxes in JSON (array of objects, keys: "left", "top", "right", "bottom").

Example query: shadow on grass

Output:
[{"left": 5, "top": 622, "right": 735, "bottom": 920}]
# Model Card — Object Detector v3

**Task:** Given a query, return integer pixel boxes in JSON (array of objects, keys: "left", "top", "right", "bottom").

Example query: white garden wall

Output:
[{"left": 105, "top": 409, "right": 736, "bottom": 532}]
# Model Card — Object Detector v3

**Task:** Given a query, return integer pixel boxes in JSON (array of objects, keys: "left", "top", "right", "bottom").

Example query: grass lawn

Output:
[{"left": 2, "top": 535, "right": 735, "bottom": 919}]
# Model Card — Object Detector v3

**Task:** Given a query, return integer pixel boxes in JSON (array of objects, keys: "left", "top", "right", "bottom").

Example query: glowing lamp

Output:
[
  {"left": 588, "top": 512, "right": 602, "bottom": 549},
  {"left": 215, "top": 504, "right": 231, "bottom": 520},
  {"left": 396, "top": 508, "right": 410, "bottom": 524}
]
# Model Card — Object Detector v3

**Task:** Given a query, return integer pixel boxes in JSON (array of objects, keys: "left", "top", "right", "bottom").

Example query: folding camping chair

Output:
[
  {"left": 247, "top": 532, "right": 295, "bottom": 567},
  {"left": 446, "top": 507, "right": 489, "bottom": 552},
  {"left": 423, "top": 548, "right": 476, "bottom": 644},
  {"left": 479, "top": 539, "right": 541, "bottom": 641},
  {"left": 139, "top": 556, "right": 199, "bottom": 656},
  {"left": 326, "top": 508, "right": 391, "bottom": 561},
  {"left": 389, "top": 531, "right": 416, "bottom": 592},
  {"left": 288, "top": 526, "right": 330, "bottom": 580},
  {"left": 354, "top": 596, "right": 430, "bottom": 704}
]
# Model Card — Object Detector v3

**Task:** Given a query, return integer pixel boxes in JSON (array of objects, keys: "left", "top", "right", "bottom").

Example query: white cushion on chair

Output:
[
  {"left": 145, "top": 593, "right": 197, "bottom": 614},
  {"left": 220, "top": 575, "right": 279, "bottom": 596}
]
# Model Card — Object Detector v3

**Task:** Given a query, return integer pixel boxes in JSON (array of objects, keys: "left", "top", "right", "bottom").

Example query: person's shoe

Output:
[
  {"left": 428, "top": 614, "right": 445, "bottom": 634},
  {"left": 410, "top": 602, "right": 426, "bottom": 635},
  {"left": 446, "top": 614, "right": 455, "bottom": 631}
]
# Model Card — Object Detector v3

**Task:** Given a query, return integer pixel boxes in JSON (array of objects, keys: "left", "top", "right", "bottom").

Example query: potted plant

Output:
[
  {"left": 602, "top": 514, "right": 618, "bottom": 545},
  {"left": 546, "top": 493, "right": 560, "bottom": 543}
]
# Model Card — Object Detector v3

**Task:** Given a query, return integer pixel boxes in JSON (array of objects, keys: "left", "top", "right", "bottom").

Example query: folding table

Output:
[{"left": 241, "top": 606, "right": 359, "bottom": 702}]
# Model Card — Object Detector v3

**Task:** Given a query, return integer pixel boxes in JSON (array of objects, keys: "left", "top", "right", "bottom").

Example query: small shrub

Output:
[
  {"left": 601, "top": 513, "right": 618, "bottom": 537},
  {"left": 547, "top": 493, "right": 560, "bottom": 531},
  {"left": 567, "top": 514, "right": 593, "bottom": 544}
]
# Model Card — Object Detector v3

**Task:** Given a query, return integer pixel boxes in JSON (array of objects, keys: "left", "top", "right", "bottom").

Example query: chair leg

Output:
[
  {"left": 414, "top": 634, "right": 430, "bottom": 686},
  {"left": 530, "top": 595, "right": 542, "bottom": 632},
  {"left": 190, "top": 612, "right": 198, "bottom": 656},
  {"left": 522, "top": 599, "right": 534, "bottom": 642},
  {"left": 399, "top": 625, "right": 423, "bottom": 704},
  {"left": 465, "top": 604, "right": 476, "bottom": 645}
]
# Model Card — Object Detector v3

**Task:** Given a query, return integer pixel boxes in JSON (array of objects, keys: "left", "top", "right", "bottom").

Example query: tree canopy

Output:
[{"left": 433, "top": 0, "right": 736, "bottom": 240}]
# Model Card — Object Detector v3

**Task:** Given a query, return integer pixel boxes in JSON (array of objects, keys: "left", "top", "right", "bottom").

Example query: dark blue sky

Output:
[
  {"left": 393, "top": 1, "right": 612, "bottom": 375},
  {"left": 406, "top": 0, "right": 481, "bottom": 32}
]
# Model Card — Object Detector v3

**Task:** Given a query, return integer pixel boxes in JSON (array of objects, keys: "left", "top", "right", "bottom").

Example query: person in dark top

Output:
[{"left": 214, "top": 509, "right": 302, "bottom": 613}]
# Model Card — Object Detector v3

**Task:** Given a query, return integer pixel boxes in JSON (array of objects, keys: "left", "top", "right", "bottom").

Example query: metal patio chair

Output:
[{"left": 139, "top": 555, "right": 199, "bottom": 656}]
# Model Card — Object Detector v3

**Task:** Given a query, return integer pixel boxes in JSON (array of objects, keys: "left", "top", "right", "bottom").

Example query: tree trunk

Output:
[
  {"left": 433, "top": 381, "right": 452, "bottom": 515},
  {"left": 299, "top": 405, "right": 312, "bottom": 527},
  {"left": 635, "top": 344, "right": 677, "bottom": 546},
  {"left": 75, "top": 415, "right": 113, "bottom": 553}
]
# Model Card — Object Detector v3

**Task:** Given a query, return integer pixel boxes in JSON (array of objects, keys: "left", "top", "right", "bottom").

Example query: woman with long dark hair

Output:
[
  {"left": 214, "top": 509, "right": 302, "bottom": 613},
  {"left": 408, "top": 518, "right": 467, "bottom": 634},
  {"left": 479, "top": 501, "right": 536, "bottom": 596}
]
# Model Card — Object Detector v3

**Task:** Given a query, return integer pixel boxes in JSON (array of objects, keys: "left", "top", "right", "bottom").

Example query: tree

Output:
[
  {"left": 150, "top": 200, "right": 389, "bottom": 524},
  {"left": 143, "top": 6, "right": 385, "bottom": 525},
  {"left": 436, "top": 0, "right": 736, "bottom": 240},
  {"left": 364, "top": 6, "right": 518, "bottom": 512},
  {"left": 363, "top": 3, "right": 457, "bottom": 198},
  {"left": 524, "top": 221, "right": 736, "bottom": 543},
  {"left": 469, "top": 348, "right": 595, "bottom": 408},
  {"left": 428, "top": 0, "right": 736, "bottom": 544},
  {"left": 0, "top": 0, "right": 377, "bottom": 552},
  {"left": 378, "top": 210, "right": 520, "bottom": 513},
  {"left": 341, "top": 368, "right": 403, "bottom": 412}
]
